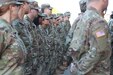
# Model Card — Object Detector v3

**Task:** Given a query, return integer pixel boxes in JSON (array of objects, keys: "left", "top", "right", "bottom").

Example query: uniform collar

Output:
[{"left": 87, "top": 6, "right": 101, "bottom": 16}]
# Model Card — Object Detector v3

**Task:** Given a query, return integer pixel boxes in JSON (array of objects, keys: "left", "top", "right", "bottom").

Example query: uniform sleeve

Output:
[
  {"left": 0, "top": 30, "right": 5, "bottom": 52},
  {"left": 0, "top": 26, "right": 14, "bottom": 55},
  {"left": 108, "top": 20, "right": 113, "bottom": 36},
  {"left": 65, "top": 17, "right": 80, "bottom": 45},
  {"left": 76, "top": 20, "right": 111, "bottom": 74}
]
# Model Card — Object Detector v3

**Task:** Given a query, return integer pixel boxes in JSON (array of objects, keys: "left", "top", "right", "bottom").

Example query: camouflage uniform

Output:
[
  {"left": 0, "top": 0, "right": 27, "bottom": 75},
  {"left": 24, "top": 4, "right": 44, "bottom": 74},
  {"left": 49, "top": 14, "right": 71, "bottom": 75},
  {"left": 63, "top": 12, "right": 71, "bottom": 35},
  {"left": 108, "top": 14, "right": 113, "bottom": 75},
  {"left": 37, "top": 14, "right": 54, "bottom": 74},
  {"left": 65, "top": 13, "right": 83, "bottom": 46},
  {"left": 12, "top": 19, "right": 32, "bottom": 50},
  {"left": 69, "top": 7, "right": 111, "bottom": 75},
  {"left": 41, "top": 4, "right": 53, "bottom": 36},
  {"left": 12, "top": 19, "right": 33, "bottom": 75},
  {"left": 65, "top": 0, "right": 87, "bottom": 47}
]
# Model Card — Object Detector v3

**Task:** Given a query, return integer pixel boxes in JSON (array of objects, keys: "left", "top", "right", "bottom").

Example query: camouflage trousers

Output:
[{"left": 110, "top": 41, "right": 113, "bottom": 75}]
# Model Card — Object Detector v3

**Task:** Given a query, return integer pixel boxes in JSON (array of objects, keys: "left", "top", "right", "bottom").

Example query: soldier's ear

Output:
[
  {"left": 9, "top": 5, "right": 13, "bottom": 11},
  {"left": 102, "top": 0, "right": 107, "bottom": 3}
]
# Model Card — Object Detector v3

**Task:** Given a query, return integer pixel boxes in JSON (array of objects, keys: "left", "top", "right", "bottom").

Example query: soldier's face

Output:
[
  {"left": 64, "top": 16, "right": 69, "bottom": 21},
  {"left": 44, "top": 8, "right": 52, "bottom": 16},
  {"left": 10, "top": 4, "right": 20, "bottom": 20},
  {"left": 52, "top": 18, "right": 56, "bottom": 23},
  {"left": 31, "top": 9, "right": 39, "bottom": 18},
  {"left": 43, "top": 19, "right": 50, "bottom": 25},
  {"left": 39, "top": 17, "right": 43, "bottom": 24},
  {"left": 55, "top": 19, "right": 59, "bottom": 25},
  {"left": 24, "top": 2, "right": 30, "bottom": 14}
]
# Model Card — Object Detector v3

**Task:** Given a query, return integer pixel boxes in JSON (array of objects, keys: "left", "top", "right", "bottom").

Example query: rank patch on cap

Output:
[{"left": 96, "top": 30, "right": 105, "bottom": 37}]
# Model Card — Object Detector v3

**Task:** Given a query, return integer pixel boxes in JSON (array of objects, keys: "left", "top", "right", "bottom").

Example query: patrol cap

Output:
[
  {"left": 51, "top": 14, "right": 59, "bottom": 19},
  {"left": 57, "top": 13, "right": 63, "bottom": 17},
  {"left": 41, "top": 4, "right": 53, "bottom": 10},
  {"left": 41, "top": 13, "right": 51, "bottom": 20},
  {"left": 79, "top": 0, "right": 88, "bottom": 12},
  {"left": 17, "top": 0, "right": 31, "bottom": 3},
  {"left": 64, "top": 12, "right": 71, "bottom": 17},
  {"left": 30, "top": 1, "right": 40, "bottom": 10},
  {"left": 0, "top": 0, "right": 23, "bottom": 7}
]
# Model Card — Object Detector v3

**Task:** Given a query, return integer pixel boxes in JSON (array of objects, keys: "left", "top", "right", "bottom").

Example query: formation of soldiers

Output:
[
  {"left": 0, "top": 0, "right": 113, "bottom": 75},
  {"left": 0, "top": 0, "right": 72, "bottom": 75}
]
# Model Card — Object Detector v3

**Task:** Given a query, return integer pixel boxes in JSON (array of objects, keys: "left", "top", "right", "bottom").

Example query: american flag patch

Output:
[{"left": 96, "top": 30, "right": 105, "bottom": 37}]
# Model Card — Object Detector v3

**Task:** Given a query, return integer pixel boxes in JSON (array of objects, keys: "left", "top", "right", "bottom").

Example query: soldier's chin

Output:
[
  {"left": 25, "top": 12, "right": 29, "bottom": 14},
  {"left": 103, "top": 8, "right": 107, "bottom": 12}
]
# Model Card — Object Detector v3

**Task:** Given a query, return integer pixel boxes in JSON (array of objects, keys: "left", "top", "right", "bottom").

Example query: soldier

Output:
[
  {"left": 63, "top": 12, "right": 71, "bottom": 35},
  {"left": 24, "top": 1, "right": 40, "bottom": 38},
  {"left": 11, "top": 0, "right": 33, "bottom": 75},
  {"left": 0, "top": 0, "right": 27, "bottom": 75},
  {"left": 38, "top": 13, "right": 51, "bottom": 36},
  {"left": 56, "top": 13, "right": 67, "bottom": 44},
  {"left": 41, "top": 4, "right": 53, "bottom": 36},
  {"left": 68, "top": 0, "right": 111, "bottom": 75},
  {"left": 12, "top": 0, "right": 32, "bottom": 51},
  {"left": 41, "top": 4, "right": 53, "bottom": 16},
  {"left": 65, "top": 0, "right": 87, "bottom": 46},
  {"left": 108, "top": 11, "right": 113, "bottom": 75},
  {"left": 36, "top": 13, "right": 51, "bottom": 75},
  {"left": 24, "top": 2, "right": 42, "bottom": 75}
]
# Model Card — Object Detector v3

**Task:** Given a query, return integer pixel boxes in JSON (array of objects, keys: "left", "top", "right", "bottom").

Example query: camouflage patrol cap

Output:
[
  {"left": 64, "top": 12, "right": 71, "bottom": 17},
  {"left": 41, "top": 4, "right": 53, "bottom": 10},
  {"left": 79, "top": 0, "right": 88, "bottom": 12},
  {"left": 57, "top": 13, "right": 63, "bottom": 17},
  {"left": 30, "top": 1, "right": 40, "bottom": 10},
  {"left": 41, "top": 13, "right": 51, "bottom": 20},
  {"left": 0, "top": 0, "right": 23, "bottom": 7},
  {"left": 51, "top": 14, "right": 59, "bottom": 19},
  {"left": 17, "top": 0, "right": 31, "bottom": 3}
]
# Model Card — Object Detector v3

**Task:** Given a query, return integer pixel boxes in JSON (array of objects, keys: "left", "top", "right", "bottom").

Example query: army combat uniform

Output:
[
  {"left": 65, "top": 13, "right": 83, "bottom": 46},
  {"left": 69, "top": 7, "right": 111, "bottom": 75},
  {"left": 0, "top": 18, "right": 26, "bottom": 75},
  {"left": 0, "top": 0, "right": 27, "bottom": 75},
  {"left": 108, "top": 17, "right": 113, "bottom": 75},
  {"left": 12, "top": 19, "right": 32, "bottom": 50}
]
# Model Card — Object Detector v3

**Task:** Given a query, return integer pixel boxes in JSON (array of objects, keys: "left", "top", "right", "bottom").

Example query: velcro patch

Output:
[{"left": 96, "top": 30, "right": 105, "bottom": 38}]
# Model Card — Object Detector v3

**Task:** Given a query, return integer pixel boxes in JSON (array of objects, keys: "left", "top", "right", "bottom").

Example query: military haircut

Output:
[
  {"left": 87, "top": 0, "right": 100, "bottom": 3},
  {"left": 79, "top": 0, "right": 88, "bottom": 12}
]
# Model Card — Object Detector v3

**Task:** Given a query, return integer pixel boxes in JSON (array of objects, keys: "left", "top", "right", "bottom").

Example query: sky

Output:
[{"left": 36, "top": 0, "right": 113, "bottom": 24}]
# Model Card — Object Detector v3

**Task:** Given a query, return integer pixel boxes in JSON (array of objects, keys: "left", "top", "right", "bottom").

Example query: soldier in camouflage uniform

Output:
[
  {"left": 11, "top": 0, "right": 33, "bottom": 75},
  {"left": 41, "top": 4, "right": 53, "bottom": 35},
  {"left": 108, "top": 11, "right": 113, "bottom": 75},
  {"left": 12, "top": 0, "right": 32, "bottom": 51},
  {"left": 0, "top": 0, "right": 27, "bottom": 75},
  {"left": 36, "top": 13, "right": 52, "bottom": 75},
  {"left": 63, "top": 12, "right": 71, "bottom": 35},
  {"left": 65, "top": 0, "right": 87, "bottom": 47},
  {"left": 68, "top": 0, "right": 111, "bottom": 75},
  {"left": 24, "top": 2, "right": 42, "bottom": 75},
  {"left": 56, "top": 13, "right": 67, "bottom": 44}
]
